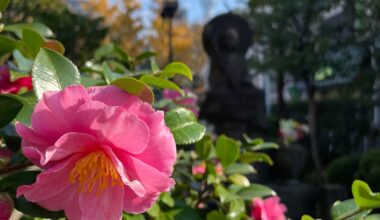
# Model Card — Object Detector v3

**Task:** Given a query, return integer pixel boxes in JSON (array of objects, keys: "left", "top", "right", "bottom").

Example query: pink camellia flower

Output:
[
  {"left": 162, "top": 89, "right": 199, "bottom": 116},
  {"left": 0, "top": 65, "right": 33, "bottom": 94},
  {"left": 251, "top": 196, "right": 287, "bottom": 220},
  {"left": 0, "top": 192, "right": 13, "bottom": 220},
  {"left": 192, "top": 161, "right": 206, "bottom": 175},
  {"left": 15, "top": 85, "right": 176, "bottom": 220}
]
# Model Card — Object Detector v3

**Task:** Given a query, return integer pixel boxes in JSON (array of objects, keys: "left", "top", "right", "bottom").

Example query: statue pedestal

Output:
[{"left": 200, "top": 89, "right": 266, "bottom": 138}]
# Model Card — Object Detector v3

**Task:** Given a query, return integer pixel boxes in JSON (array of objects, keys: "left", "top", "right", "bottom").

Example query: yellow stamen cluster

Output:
[{"left": 69, "top": 151, "right": 123, "bottom": 194}]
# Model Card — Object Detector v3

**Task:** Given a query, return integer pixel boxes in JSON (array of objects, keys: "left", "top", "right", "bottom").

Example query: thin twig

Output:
[{"left": 0, "top": 162, "right": 33, "bottom": 175}]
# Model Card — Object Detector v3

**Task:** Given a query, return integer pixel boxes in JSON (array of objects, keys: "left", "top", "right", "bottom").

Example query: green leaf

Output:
[
  {"left": 122, "top": 213, "right": 145, "bottom": 220},
  {"left": 111, "top": 77, "right": 154, "bottom": 104},
  {"left": 102, "top": 62, "right": 115, "bottom": 84},
  {"left": 0, "top": 0, "right": 10, "bottom": 11},
  {"left": 13, "top": 50, "right": 33, "bottom": 72},
  {"left": 225, "top": 163, "right": 256, "bottom": 175},
  {"left": 215, "top": 135, "right": 240, "bottom": 167},
  {"left": 0, "top": 95, "right": 23, "bottom": 128},
  {"left": 243, "top": 134, "right": 264, "bottom": 146},
  {"left": 0, "top": 124, "right": 21, "bottom": 152},
  {"left": 365, "top": 214, "right": 380, "bottom": 220},
  {"left": 140, "top": 75, "right": 184, "bottom": 95},
  {"left": 4, "top": 23, "right": 54, "bottom": 38},
  {"left": 195, "top": 134, "right": 213, "bottom": 160},
  {"left": 352, "top": 180, "right": 380, "bottom": 210},
  {"left": 161, "top": 192, "right": 175, "bottom": 208},
  {"left": 207, "top": 211, "right": 227, "bottom": 220},
  {"left": 228, "top": 174, "right": 250, "bottom": 187},
  {"left": 0, "top": 35, "right": 18, "bottom": 57},
  {"left": 239, "top": 152, "right": 274, "bottom": 166},
  {"left": 236, "top": 184, "right": 276, "bottom": 201},
  {"left": 227, "top": 198, "right": 245, "bottom": 220},
  {"left": 147, "top": 203, "right": 161, "bottom": 218},
  {"left": 4, "top": 93, "right": 34, "bottom": 125},
  {"left": 164, "top": 108, "right": 205, "bottom": 145},
  {"left": 251, "top": 143, "right": 279, "bottom": 151},
  {"left": 150, "top": 58, "right": 160, "bottom": 73},
  {"left": 136, "top": 51, "right": 157, "bottom": 61},
  {"left": 22, "top": 28, "right": 45, "bottom": 58},
  {"left": 80, "top": 76, "right": 105, "bottom": 87},
  {"left": 331, "top": 199, "right": 371, "bottom": 220},
  {"left": 301, "top": 215, "right": 315, "bottom": 220},
  {"left": 161, "top": 62, "right": 193, "bottom": 81},
  {"left": 32, "top": 48, "right": 80, "bottom": 99},
  {"left": 215, "top": 185, "right": 238, "bottom": 203}
]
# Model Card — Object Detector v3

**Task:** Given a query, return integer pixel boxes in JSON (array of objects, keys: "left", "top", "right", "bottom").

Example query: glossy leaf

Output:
[
  {"left": 140, "top": 75, "right": 183, "bottom": 95},
  {"left": 32, "top": 48, "right": 80, "bottom": 99},
  {"left": 22, "top": 28, "right": 45, "bottom": 58},
  {"left": 111, "top": 77, "right": 154, "bottom": 104},
  {"left": 251, "top": 143, "right": 279, "bottom": 151},
  {"left": 4, "top": 93, "right": 34, "bottom": 125},
  {"left": 225, "top": 163, "right": 256, "bottom": 175},
  {"left": 136, "top": 51, "right": 156, "bottom": 61},
  {"left": 239, "top": 152, "right": 274, "bottom": 166},
  {"left": 161, "top": 62, "right": 193, "bottom": 81},
  {"left": 236, "top": 184, "right": 276, "bottom": 201},
  {"left": 0, "top": 35, "right": 18, "bottom": 57},
  {"left": 301, "top": 215, "right": 315, "bottom": 220},
  {"left": 4, "top": 23, "right": 54, "bottom": 38},
  {"left": 228, "top": 174, "right": 250, "bottom": 187},
  {"left": 195, "top": 134, "right": 213, "bottom": 160},
  {"left": 0, "top": 94, "right": 23, "bottom": 128},
  {"left": 243, "top": 134, "right": 264, "bottom": 146},
  {"left": 0, "top": 0, "right": 10, "bottom": 11},
  {"left": 164, "top": 108, "right": 205, "bottom": 145},
  {"left": 227, "top": 198, "right": 245, "bottom": 220},
  {"left": 161, "top": 192, "right": 175, "bottom": 208},
  {"left": 352, "top": 180, "right": 380, "bottom": 210},
  {"left": 365, "top": 214, "right": 380, "bottom": 220},
  {"left": 122, "top": 214, "right": 145, "bottom": 220},
  {"left": 207, "top": 211, "right": 227, "bottom": 220},
  {"left": 102, "top": 62, "right": 115, "bottom": 84},
  {"left": 13, "top": 50, "right": 33, "bottom": 72},
  {"left": 215, "top": 185, "right": 238, "bottom": 203},
  {"left": 43, "top": 40, "right": 65, "bottom": 54},
  {"left": 331, "top": 199, "right": 371, "bottom": 220},
  {"left": 216, "top": 135, "right": 240, "bottom": 167}
]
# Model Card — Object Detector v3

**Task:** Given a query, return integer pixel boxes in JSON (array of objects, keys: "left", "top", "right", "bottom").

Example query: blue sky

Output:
[{"left": 134, "top": 0, "right": 247, "bottom": 24}]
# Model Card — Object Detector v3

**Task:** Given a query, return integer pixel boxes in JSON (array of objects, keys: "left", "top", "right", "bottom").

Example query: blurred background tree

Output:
[
  {"left": 2, "top": 0, "right": 108, "bottom": 65},
  {"left": 82, "top": 0, "right": 144, "bottom": 56}
]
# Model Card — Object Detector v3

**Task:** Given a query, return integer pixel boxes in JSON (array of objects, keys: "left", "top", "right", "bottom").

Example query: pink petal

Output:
[
  {"left": 38, "top": 186, "right": 81, "bottom": 220},
  {"left": 31, "top": 85, "right": 89, "bottom": 141},
  {"left": 134, "top": 111, "right": 176, "bottom": 175},
  {"left": 17, "top": 155, "right": 81, "bottom": 201},
  {"left": 75, "top": 101, "right": 150, "bottom": 154},
  {"left": 41, "top": 132, "right": 99, "bottom": 166},
  {"left": 123, "top": 188, "right": 160, "bottom": 214},
  {"left": 102, "top": 146, "right": 146, "bottom": 197},
  {"left": 16, "top": 123, "right": 50, "bottom": 148},
  {"left": 87, "top": 85, "right": 142, "bottom": 108},
  {"left": 79, "top": 185, "right": 124, "bottom": 220},
  {"left": 120, "top": 155, "right": 175, "bottom": 193}
]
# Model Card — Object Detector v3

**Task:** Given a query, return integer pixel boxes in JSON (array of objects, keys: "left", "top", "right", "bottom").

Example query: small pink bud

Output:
[
  {"left": 0, "top": 192, "right": 14, "bottom": 220},
  {"left": 192, "top": 161, "right": 206, "bottom": 176}
]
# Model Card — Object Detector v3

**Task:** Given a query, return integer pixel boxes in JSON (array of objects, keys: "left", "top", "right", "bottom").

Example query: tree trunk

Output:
[
  {"left": 307, "top": 84, "right": 323, "bottom": 184},
  {"left": 277, "top": 71, "right": 287, "bottom": 118}
]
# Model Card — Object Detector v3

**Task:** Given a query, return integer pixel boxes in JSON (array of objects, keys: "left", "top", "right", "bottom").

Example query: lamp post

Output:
[{"left": 161, "top": 0, "right": 178, "bottom": 63}]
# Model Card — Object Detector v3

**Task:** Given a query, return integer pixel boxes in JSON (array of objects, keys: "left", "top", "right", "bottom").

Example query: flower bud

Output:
[{"left": 0, "top": 192, "right": 14, "bottom": 220}]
